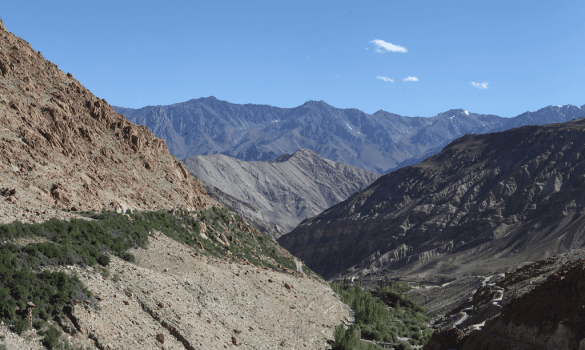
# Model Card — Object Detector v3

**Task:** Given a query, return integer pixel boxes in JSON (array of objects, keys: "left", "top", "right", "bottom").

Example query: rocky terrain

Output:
[
  {"left": 182, "top": 149, "right": 380, "bottom": 238},
  {"left": 279, "top": 116, "right": 585, "bottom": 285},
  {"left": 0, "top": 20, "right": 350, "bottom": 350},
  {"left": 114, "top": 97, "right": 585, "bottom": 174},
  {"left": 0, "top": 19, "right": 208, "bottom": 218},
  {"left": 422, "top": 249, "right": 585, "bottom": 350}
]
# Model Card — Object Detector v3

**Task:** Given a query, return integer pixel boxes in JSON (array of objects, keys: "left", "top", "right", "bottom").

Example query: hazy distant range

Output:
[{"left": 114, "top": 98, "right": 585, "bottom": 173}]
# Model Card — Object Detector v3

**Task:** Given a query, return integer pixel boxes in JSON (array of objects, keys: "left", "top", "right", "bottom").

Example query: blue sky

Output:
[{"left": 3, "top": 1, "right": 584, "bottom": 118}]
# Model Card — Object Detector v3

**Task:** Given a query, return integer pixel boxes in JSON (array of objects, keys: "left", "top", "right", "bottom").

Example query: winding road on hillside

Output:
[{"left": 453, "top": 275, "right": 505, "bottom": 329}]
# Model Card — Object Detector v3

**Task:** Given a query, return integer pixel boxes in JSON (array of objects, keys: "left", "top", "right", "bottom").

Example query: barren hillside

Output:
[{"left": 279, "top": 117, "right": 585, "bottom": 282}]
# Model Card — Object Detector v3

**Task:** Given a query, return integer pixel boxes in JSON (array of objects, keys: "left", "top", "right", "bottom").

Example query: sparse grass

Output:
[{"left": 97, "top": 266, "right": 109, "bottom": 279}]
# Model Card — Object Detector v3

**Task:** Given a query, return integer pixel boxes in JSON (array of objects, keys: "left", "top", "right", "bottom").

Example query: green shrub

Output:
[
  {"left": 14, "top": 318, "right": 29, "bottom": 335},
  {"left": 333, "top": 324, "right": 360, "bottom": 350},
  {"left": 396, "top": 340, "right": 412, "bottom": 350},
  {"left": 39, "top": 325, "right": 62, "bottom": 349}
]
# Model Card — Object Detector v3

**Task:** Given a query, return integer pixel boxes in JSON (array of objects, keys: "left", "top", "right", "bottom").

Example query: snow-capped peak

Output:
[{"left": 464, "top": 110, "right": 469, "bottom": 115}]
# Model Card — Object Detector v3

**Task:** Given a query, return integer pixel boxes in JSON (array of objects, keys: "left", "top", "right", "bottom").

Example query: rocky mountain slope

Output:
[
  {"left": 0, "top": 19, "right": 349, "bottom": 349},
  {"left": 0, "top": 19, "right": 209, "bottom": 220},
  {"left": 182, "top": 149, "right": 381, "bottom": 238},
  {"left": 114, "top": 97, "right": 585, "bottom": 174},
  {"left": 0, "top": 211, "right": 350, "bottom": 350},
  {"left": 278, "top": 116, "right": 585, "bottom": 283}
]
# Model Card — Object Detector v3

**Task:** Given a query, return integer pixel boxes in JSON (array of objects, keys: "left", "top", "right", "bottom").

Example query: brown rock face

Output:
[
  {"left": 279, "top": 118, "right": 585, "bottom": 280},
  {"left": 0, "top": 20, "right": 209, "bottom": 217}
]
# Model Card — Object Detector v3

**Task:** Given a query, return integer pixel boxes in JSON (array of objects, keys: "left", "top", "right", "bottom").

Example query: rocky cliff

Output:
[
  {"left": 182, "top": 149, "right": 381, "bottom": 238},
  {"left": 279, "top": 117, "right": 585, "bottom": 282},
  {"left": 0, "top": 20, "right": 209, "bottom": 221}
]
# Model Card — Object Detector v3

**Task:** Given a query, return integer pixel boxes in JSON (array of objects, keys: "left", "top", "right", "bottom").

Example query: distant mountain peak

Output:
[
  {"left": 292, "top": 148, "right": 318, "bottom": 156},
  {"left": 273, "top": 149, "right": 319, "bottom": 163},
  {"left": 301, "top": 100, "right": 331, "bottom": 108}
]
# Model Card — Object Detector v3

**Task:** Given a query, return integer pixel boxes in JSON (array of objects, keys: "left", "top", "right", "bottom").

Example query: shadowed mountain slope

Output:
[
  {"left": 279, "top": 117, "right": 585, "bottom": 281},
  {"left": 182, "top": 149, "right": 381, "bottom": 238}
]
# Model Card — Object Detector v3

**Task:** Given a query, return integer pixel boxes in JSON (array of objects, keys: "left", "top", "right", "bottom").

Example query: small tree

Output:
[{"left": 333, "top": 324, "right": 361, "bottom": 350}]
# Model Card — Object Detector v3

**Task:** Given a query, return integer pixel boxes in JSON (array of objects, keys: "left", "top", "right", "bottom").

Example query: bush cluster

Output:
[
  {"left": 331, "top": 280, "right": 434, "bottom": 348},
  {"left": 333, "top": 324, "right": 382, "bottom": 350}
]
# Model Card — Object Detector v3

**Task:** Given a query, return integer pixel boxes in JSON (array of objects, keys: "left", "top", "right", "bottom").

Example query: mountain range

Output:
[
  {"left": 182, "top": 149, "right": 380, "bottom": 238},
  {"left": 114, "top": 98, "right": 585, "bottom": 174}
]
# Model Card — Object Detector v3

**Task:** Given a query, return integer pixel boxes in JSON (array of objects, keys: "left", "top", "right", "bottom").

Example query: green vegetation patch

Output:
[
  {"left": 332, "top": 324, "right": 384, "bottom": 350},
  {"left": 193, "top": 206, "right": 302, "bottom": 274},
  {"left": 331, "top": 280, "right": 434, "bottom": 349}
]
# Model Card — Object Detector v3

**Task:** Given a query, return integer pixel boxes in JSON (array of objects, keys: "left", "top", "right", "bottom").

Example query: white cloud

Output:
[
  {"left": 471, "top": 82, "right": 488, "bottom": 89},
  {"left": 403, "top": 76, "right": 418, "bottom": 82},
  {"left": 376, "top": 76, "right": 394, "bottom": 82},
  {"left": 370, "top": 39, "right": 407, "bottom": 53}
]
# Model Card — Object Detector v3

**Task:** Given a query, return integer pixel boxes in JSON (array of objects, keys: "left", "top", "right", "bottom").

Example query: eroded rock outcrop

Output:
[{"left": 0, "top": 19, "right": 209, "bottom": 219}]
